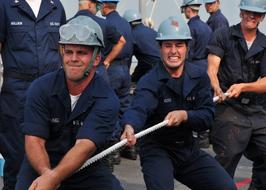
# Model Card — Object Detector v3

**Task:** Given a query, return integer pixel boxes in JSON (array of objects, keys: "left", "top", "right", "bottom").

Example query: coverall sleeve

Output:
[
  {"left": 22, "top": 80, "right": 51, "bottom": 139},
  {"left": 76, "top": 96, "right": 120, "bottom": 148},
  {"left": 121, "top": 75, "right": 159, "bottom": 132},
  {"left": 186, "top": 73, "right": 215, "bottom": 132}
]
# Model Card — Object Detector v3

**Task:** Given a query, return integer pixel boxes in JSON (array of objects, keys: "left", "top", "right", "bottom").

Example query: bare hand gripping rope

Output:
[{"left": 78, "top": 93, "right": 230, "bottom": 171}]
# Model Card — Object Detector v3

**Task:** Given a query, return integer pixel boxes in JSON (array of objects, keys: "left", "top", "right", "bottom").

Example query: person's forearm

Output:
[
  {"left": 51, "top": 139, "right": 96, "bottom": 183},
  {"left": 241, "top": 77, "right": 266, "bottom": 93},
  {"left": 207, "top": 54, "right": 220, "bottom": 89},
  {"left": 104, "top": 36, "right": 126, "bottom": 66},
  {"left": 25, "top": 135, "right": 51, "bottom": 175},
  {"left": 207, "top": 67, "right": 219, "bottom": 89}
]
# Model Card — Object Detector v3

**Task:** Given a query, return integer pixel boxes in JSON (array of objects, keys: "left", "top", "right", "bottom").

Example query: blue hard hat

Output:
[
  {"left": 181, "top": 0, "right": 203, "bottom": 8},
  {"left": 123, "top": 9, "right": 142, "bottom": 22},
  {"left": 156, "top": 15, "right": 192, "bottom": 41},
  {"left": 204, "top": 0, "right": 216, "bottom": 3},
  {"left": 239, "top": 0, "right": 266, "bottom": 13},
  {"left": 59, "top": 16, "right": 104, "bottom": 47}
]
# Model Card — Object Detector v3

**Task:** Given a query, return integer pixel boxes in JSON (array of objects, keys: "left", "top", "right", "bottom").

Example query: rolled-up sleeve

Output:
[
  {"left": 22, "top": 81, "right": 51, "bottom": 139},
  {"left": 207, "top": 27, "right": 228, "bottom": 58}
]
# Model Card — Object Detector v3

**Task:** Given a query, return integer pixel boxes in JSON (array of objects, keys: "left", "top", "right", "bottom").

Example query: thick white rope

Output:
[
  {"left": 212, "top": 92, "right": 230, "bottom": 102},
  {"left": 78, "top": 120, "right": 168, "bottom": 171},
  {"left": 78, "top": 92, "right": 230, "bottom": 171}
]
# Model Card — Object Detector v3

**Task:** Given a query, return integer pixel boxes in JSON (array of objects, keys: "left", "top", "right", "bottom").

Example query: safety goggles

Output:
[
  {"left": 59, "top": 23, "right": 96, "bottom": 42},
  {"left": 96, "top": 3, "right": 103, "bottom": 12}
]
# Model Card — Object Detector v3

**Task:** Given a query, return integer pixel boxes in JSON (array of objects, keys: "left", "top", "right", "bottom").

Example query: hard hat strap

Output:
[{"left": 84, "top": 47, "right": 99, "bottom": 77}]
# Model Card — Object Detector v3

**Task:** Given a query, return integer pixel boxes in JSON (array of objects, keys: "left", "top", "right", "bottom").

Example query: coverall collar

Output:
[
  {"left": 232, "top": 24, "right": 266, "bottom": 59},
  {"left": 51, "top": 69, "right": 109, "bottom": 122},
  {"left": 157, "top": 61, "right": 202, "bottom": 98},
  {"left": 11, "top": 0, "right": 58, "bottom": 21}
]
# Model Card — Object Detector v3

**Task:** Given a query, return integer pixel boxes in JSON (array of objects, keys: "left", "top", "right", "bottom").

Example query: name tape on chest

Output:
[{"left": 10, "top": 21, "right": 23, "bottom": 26}]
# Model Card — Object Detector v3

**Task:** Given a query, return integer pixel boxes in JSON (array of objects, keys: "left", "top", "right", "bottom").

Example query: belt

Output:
[{"left": 3, "top": 70, "right": 40, "bottom": 81}]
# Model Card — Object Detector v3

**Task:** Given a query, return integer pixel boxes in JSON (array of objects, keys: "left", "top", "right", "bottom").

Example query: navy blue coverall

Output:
[
  {"left": 0, "top": 0, "right": 66, "bottom": 189},
  {"left": 130, "top": 23, "right": 160, "bottom": 82},
  {"left": 15, "top": 70, "right": 123, "bottom": 190},
  {"left": 206, "top": 9, "right": 229, "bottom": 32},
  {"left": 207, "top": 24, "right": 266, "bottom": 189},
  {"left": 121, "top": 62, "right": 236, "bottom": 190},
  {"left": 104, "top": 10, "right": 134, "bottom": 117},
  {"left": 188, "top": 15, "right": 212, "bottom": 69}
]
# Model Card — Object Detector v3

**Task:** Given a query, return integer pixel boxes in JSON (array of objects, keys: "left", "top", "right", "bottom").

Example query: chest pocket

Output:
[
  {"left": 157, "top": 87, "right": 184, "bottom": 117},
  {"left": 184, "top": 94, "right": 197, "bottom": 109},
  {"left": 71, "top": 119, "right": 84, "bottom": 136},
  {"left": 47, "top": 116, "right": 75, "bottom": 155},
  {"left": 245, "top": 55, "right": 262, "bottom": 82},
  {"left": 48, "top": 27, "right": 60, "bottom": 50},
  {"left": 49, "top": 117, "right": 65, "bottom": 139},
  {"left": 8, "top": 26, "right": 33, "bottom": 51}
]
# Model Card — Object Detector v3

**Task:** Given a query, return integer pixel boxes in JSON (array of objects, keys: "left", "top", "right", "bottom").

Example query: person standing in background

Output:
[
  {"left": 0, "top": 0, "right": 66, "bottom": 189},
  {"left": 74, "top": 0, "right": 126, "bottom": 83},
  {"left": 99, "top": 0, "right": 135, "bottom": 167},
  {"left": 181, "top": 0, "right": 212, "bottom": 148},
  {"left": 181, "top": 0, "right": 212, "bottom": 69},
  {"left": 123, "top": 9, "right": 160, "bottom": 83},
  {"left": 204, "top": 0, "right": 229, "bottom": 32},
  {"left": 99, "top": 0, "right": 134, "bottom": 115}
]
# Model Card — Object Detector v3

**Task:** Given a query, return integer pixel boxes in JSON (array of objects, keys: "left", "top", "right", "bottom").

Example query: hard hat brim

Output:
[
  {"left": 156, "top": 36, "right": 192, "bottom": 41},
  {"left": 240, "top": 5, "right": 266, "bottom": 13}
]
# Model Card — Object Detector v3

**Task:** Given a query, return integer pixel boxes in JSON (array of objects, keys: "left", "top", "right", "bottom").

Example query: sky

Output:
[{"left": 61, "top": 0, "right": 266, "bottom": 33}]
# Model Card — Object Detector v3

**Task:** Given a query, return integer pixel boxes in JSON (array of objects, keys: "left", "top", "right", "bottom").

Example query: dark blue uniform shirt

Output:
[
  {"left": 0, "top": 2, "right": 66, "bottom": 188},
  {"left": 132, "top": 23, "right": 160, "bottom": 61},
  {"left": 105, "top": 11, "right": 134, "bottom": 60},
  {"left": 22, "top": 69, "right": 120, "bottom": 167},
  {"left": 73, "top": 10, "right": 121, "bottom": 60},
  {"left": 206, "top": 9, "right": 229, "bottom": 32},
  {"left": 131, "top": 23, "right": 160, "bottom": 82},
  {"left": 207, "top": 24, "right": 266, "bottom": 110},
  {"left": 121, "top": 61, "right": 215, "bottom": 142},
  {"left": 188, "top": 16, "right": 212, "bottom": 61},
  {"left": 0, "top": 0, "right": 66, "bottom": 75}
]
